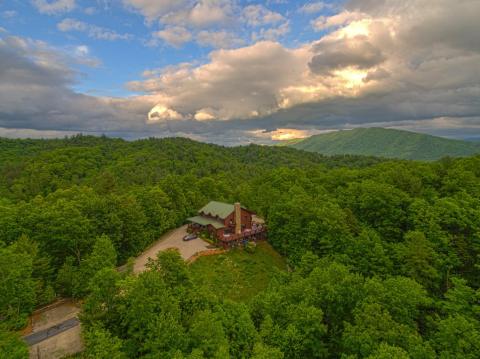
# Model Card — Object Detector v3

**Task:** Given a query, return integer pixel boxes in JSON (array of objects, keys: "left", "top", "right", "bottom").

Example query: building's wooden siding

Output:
[{"left": 222, "top": 208, "right": 252, "bottom": 234}]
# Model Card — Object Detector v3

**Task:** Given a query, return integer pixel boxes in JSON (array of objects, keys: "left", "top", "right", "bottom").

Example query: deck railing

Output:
[{"left": 220, "top": 226, "right": 267, "bottom": 242}]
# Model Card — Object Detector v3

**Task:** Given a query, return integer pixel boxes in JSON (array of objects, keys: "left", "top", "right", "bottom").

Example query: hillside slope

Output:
[{"left": 287, "top": 128, "right": 480, "bottom": 160}]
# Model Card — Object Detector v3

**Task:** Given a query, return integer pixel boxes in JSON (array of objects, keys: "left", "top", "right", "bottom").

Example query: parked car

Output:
[{"left": 183, "top": 233, "right": 197, "bottom": 241}]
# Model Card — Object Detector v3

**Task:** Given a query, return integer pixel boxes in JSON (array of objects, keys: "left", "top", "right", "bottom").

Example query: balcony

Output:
[{"left": 220, "top": 225, "right": 267, "bottom": 243}]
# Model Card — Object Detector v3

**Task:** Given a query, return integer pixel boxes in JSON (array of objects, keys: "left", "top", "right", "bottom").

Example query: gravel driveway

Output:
[{"left": 133, "top": 225, "right": 210, "bottom": 273}]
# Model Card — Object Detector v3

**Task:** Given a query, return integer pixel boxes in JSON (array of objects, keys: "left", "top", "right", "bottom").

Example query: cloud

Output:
[
  {"left": 251, "top": 21, "right": 290, "bottom": 42},
  {"left": 123, "top": 0, "right": 235, "bottom": 27},
  {"left": 299, "top": 2, "right": 329, "bottom": 14},
  {"left": 148, "top": 104, "right": 184, "bottom": 121},
  {"left": 31, "top": 0, "right": 76, "bottom": 15},
  {"left": 155, "top": 26, "right": 192, "bottom": 47},
  {"left": 309, "top": 35, "right": 386, "bottom": 74},
  {"left": 123, "top": 1, "right": 289, "bottom": 51},
  {"left": 84, "top": 7, "right": 97, "bottom": 15},
  {"left": 2, "top": 10, "right": 17, "bottom": 19},
  {"left": 312, "top": 11, "right": 366, "bottom": 31},
  {"left": 243, "top": 5, "right": 284, "bottom": 27},
  {"left": 57, "top": 18, "right": 133, "bottom": 41},
  {"left": 344, "top": 0, "right": 480, "bottom": 52},
  {"left": 127, "top": 41, "right": 314, "bottom": 121},
  {"left": 124, "top": 0, "right": 247, "bottom": 51},
  {"left": 122, "top": 0, "right": 189, "bottom": 21},
  {"left": 1, "top": 35, "right": 77, "bottom": 85},
  {"left": 70, "top": 45, "right": 101, "bottom": 67},
  {"left": 196, "top": 30, "right": 244, "bottom": 48},
  {"left": 250, "top": 127, "right": 327, "bottom": 141},
  {"left": 0, "top": 34, "right": 154, "bottom": 135},
  {"left": 242, "top": 5, "right": 289, "bottom": 42},
  {"left": 0, "top": 127, "right": 80, "bottom": 139},
  {"left": 187, "top": 0, "right": 234, "bottom": 27},
  {"left": 2, "top": 0, "right": 480, "bottom": 143},
  {"left": 126, "top": 0, "right": 480, "bottom": 141},
  {"left": 194, "top": 109, "right": 216, "bottom": 121}
]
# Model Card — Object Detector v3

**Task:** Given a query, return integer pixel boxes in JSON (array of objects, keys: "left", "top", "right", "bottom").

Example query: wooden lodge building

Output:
[{"left": 187, "top": 201, "right": 266, "bottom": 248}]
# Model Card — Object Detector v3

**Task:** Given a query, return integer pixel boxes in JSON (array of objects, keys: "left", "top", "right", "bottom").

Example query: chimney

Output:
[{"left": 234, "top": 202, "right": 241, "bottom": 235}]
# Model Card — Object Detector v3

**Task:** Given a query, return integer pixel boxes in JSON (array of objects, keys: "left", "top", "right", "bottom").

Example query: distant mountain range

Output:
[{"left": 281, "top": 128, "right": 480, "bottom": 161}]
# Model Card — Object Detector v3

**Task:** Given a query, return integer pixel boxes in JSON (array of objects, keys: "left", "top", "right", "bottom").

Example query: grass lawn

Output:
[{"left": 189, "top": 241, "right": 287, "bottom": 302}]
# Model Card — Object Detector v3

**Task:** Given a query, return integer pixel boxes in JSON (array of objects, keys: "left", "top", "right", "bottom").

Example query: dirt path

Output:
[{"left": 133, "top": 225, "right": 210, "bottom": 273}]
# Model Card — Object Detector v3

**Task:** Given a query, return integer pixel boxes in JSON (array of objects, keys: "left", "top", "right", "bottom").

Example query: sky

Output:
[{"left": 0, "top": 0, "right": 479, "bottom": 144}]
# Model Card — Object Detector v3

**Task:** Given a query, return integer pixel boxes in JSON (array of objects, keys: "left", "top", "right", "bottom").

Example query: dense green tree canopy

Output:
[{"left": 1, "top": 135, "right": 479, "bottom": 357}]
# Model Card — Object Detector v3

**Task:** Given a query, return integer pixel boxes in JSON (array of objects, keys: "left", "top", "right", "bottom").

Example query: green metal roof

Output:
[
  {"left": 198, "top": 201, "right": 236, "bottom": 219},
  {"left": 187, "top": 216, "right": 225, "bottom": 229}
]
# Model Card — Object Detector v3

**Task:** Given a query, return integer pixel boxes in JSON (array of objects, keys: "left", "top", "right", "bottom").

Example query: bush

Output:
[{"left": 245, "top": 241, "right": 257, "bottom": 254}]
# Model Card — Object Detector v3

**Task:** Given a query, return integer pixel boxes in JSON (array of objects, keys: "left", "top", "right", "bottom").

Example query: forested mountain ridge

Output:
[
  {"left": 0, "top": 136, "right": 382, "bottom": 199},
  {"left": 1, "top": 135, "right": 480, "bottom": 358},
  {"left": 285, "top": 127, "right": 480, "bottom": 160}
]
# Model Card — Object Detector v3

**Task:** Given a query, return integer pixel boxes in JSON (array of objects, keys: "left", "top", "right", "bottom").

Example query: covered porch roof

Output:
[{"left": 187, "top": 216, "right": 225, "bottom": 229}]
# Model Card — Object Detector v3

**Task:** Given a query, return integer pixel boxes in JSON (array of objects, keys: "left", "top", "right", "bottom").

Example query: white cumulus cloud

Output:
[
  {"left": 148, "top": 104, "right": 184, "bottom": 122},
  {"left": 57, "top": 18, "right": 133, "bottom": 41},
  {"left": 32, "top": 0, "right": 76, "bottom": 15},
  {"left": 243, "top": 5, "right": 285, "bottom": 27},
  {"left": 196, "top": 30, "right": 244, "bottom": 48},
  {"left": 155, "top": 26, "right": 192, "bottom": 47},
  {"left": 299, "top": 2, "right": 329, "bottom": 14}
]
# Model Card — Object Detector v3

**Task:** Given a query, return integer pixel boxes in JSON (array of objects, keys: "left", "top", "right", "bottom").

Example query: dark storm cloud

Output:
[
  {"left": 0, "top": 34, "right": 154, "bottom": 134},
  {"left": 309, "top": 35, "right": 385, "bottom": 74},
  {"left": 0, "top": 37, "right": 73, "bottom": 86}
]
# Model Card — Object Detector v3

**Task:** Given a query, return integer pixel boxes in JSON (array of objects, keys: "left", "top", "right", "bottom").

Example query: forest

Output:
[
  {"left": 286, "top": 127, "right": 480, "bottom": 161},
  {"left": 0, "top": 135, "right": 479, "bottom": 358}
]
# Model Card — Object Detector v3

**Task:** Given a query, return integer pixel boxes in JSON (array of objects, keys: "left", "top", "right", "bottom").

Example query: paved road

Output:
[
  {"left": 133, "top": 225, "right": 210, "bottom": 273},
  {"left": 23, "top": 226, "right": 209, "bottom": 349},
  {"left": 23, "top": 318, "right": 80, "bottom": 346}
]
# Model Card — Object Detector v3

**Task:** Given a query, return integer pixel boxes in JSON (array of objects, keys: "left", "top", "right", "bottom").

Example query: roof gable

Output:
[{"left": 199, "top": 201, "right": 235, "bottom": 219}]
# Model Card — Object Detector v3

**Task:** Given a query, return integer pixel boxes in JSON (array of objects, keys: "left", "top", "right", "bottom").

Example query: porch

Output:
[{"left": 219, "top": 225, "right": 267, "bottom": 248}]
